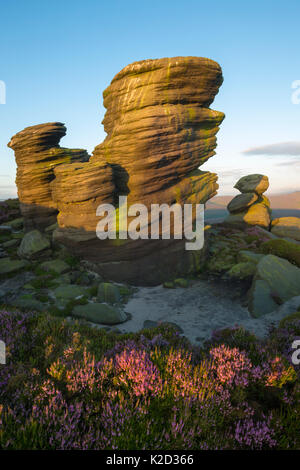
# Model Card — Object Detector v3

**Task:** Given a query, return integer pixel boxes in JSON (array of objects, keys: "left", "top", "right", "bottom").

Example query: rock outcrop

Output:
[
  {"left": 9, "top": 56, "right": 225, "bottom": 285},
  {"left": 225, "top": 174, "right": 271, "bottom": 228},
  {"left": 8, "top": 123, "right": 89, "bottom": 230},
  {"left": 271, "top": 217, "right": 300, "bottom": 241},
  {"left": 248, "top": 254, "right": 300, "bottom": 317}
]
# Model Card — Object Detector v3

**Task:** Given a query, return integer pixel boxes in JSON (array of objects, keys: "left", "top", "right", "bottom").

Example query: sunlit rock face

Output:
[
  {"left": 9, "top": 57, "right": 225, "bottom": 285},
  {"left": 92, "top": 57, "right": 224, "bottom": 207},
  {"left": 8, "top": 123, "right": 89, "bottom": 230}
]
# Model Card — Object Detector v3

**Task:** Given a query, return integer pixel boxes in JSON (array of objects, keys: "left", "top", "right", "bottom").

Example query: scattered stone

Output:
[
  {"left": 271, "top": 217, "right": 300, "bottom": 241},
  {"left": 0, "top": 257, "right": 29, "bottom": 275},
  {"left": 97, "top": 282, "right": 121, "bottom": 304},
  {"left": 39, "top": 259, "right": 70, "bottom": 274},
  {"left": 72, "top": 303, "right": 127, "bottom": 325},
  {"left": 54, "top": 284, "right": 88, "bottom": 300},
  {"left": 18, "top": 230, "right": 51, "bottom": 259},
  {"left": 234, "top": 174, "right": 269, "bottom": 194},
  {"left": 174, "top": 278, "right": 189, "bottom": 288}
]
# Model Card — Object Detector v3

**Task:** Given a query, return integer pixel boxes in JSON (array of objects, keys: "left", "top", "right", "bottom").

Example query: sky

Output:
[{"left": 0, "top": 0, "right": 300, "bottom": 198}]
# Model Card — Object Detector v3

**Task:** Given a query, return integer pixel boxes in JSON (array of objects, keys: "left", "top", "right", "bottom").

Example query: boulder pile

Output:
[{"left": 225, "top": 174, "right": 271, "bottom": 228}]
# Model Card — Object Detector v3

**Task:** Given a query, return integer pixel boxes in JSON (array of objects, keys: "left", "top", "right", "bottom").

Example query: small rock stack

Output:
[
  {"left": 225, "top": 174, "right": 271, "bottom": 229},
  {"left": 8, "top": 122, "right": 89, "bottom": 230}
]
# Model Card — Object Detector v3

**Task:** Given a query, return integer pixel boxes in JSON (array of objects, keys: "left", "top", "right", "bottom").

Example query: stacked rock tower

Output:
[
  {"left": 9, "top": 56, "right": 225, "bottom": 285},
  {"left": 225, "top": 174, "right": 271, "bottom": 229},
  {"left": 8, "top": 123, "right": 89, "bottom": 230}
]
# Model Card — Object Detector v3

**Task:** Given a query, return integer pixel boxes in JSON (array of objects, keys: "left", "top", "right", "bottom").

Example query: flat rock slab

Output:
[
  {"left": 0, "top": 257, "right": 29, "bottom": 274},
  {"left": 40, "top": 259, "right": 70, "bottom": 274},
  {"left": 73, "top": 303, "right": 127, "bottom": 325},
  {"left": 54, "top": 284, "right": 88, "bottom": 300}
]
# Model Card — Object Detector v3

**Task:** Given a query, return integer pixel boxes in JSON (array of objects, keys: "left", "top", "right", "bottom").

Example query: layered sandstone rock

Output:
[
  {"left": 8, "top": 122, "right": 89, "bottom": 230},
  {"left": 225, "top": 175, "right": 271, "bottom": 229},
  {"left": 51, "top": 161, "right": 115, "bottom": 234},
  {"left": 92, "top": 57, "right": 224, "bottom": 207},
  {"left": 10, "top": 57, "right": 225, "bottom": 285}
]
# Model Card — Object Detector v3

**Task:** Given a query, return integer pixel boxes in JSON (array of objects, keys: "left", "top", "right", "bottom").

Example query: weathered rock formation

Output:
[
  {"left": 8, "top": 123, "right": 89, "bottom": 230},
  {"left": 224, "top": 174, "right": 271, "bottom": 228},
  {"left": 9, "top": 57, "right": 225, "bottom": 285}
]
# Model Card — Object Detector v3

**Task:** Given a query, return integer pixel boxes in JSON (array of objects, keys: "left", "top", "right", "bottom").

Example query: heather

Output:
[{"left": 0, "top": 308, "right": 300, "bottom": 450}]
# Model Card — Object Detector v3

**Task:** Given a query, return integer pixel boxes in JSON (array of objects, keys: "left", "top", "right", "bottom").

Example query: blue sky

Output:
[{"left": 0, "top": 0, "right": 300, "bottom": 198}]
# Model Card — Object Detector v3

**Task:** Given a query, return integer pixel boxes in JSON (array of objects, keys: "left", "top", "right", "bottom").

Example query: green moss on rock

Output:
[{"left": 260, "top": 239, "right": 300, "bottom": 268}]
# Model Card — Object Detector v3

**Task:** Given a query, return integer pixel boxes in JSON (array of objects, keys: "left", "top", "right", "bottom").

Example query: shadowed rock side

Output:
[
  {"left": 9, "top": 57, "right": 225, "bottom": 285},
  {"left": 8, "top": 122, "right": 89, "bottom": 230}
]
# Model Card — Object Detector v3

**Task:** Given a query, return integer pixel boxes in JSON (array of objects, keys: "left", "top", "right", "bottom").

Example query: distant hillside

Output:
[{"left": 206, "top": 191, "right": 300, "bottom": 210}]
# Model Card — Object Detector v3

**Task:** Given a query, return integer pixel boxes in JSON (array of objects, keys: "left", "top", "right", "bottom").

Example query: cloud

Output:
[
  {"left": 275, "top": 160, "right": 300, "bottom": 167},
  {"left": 243, "top": 141, "right": 300, "bottom": 156}
]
